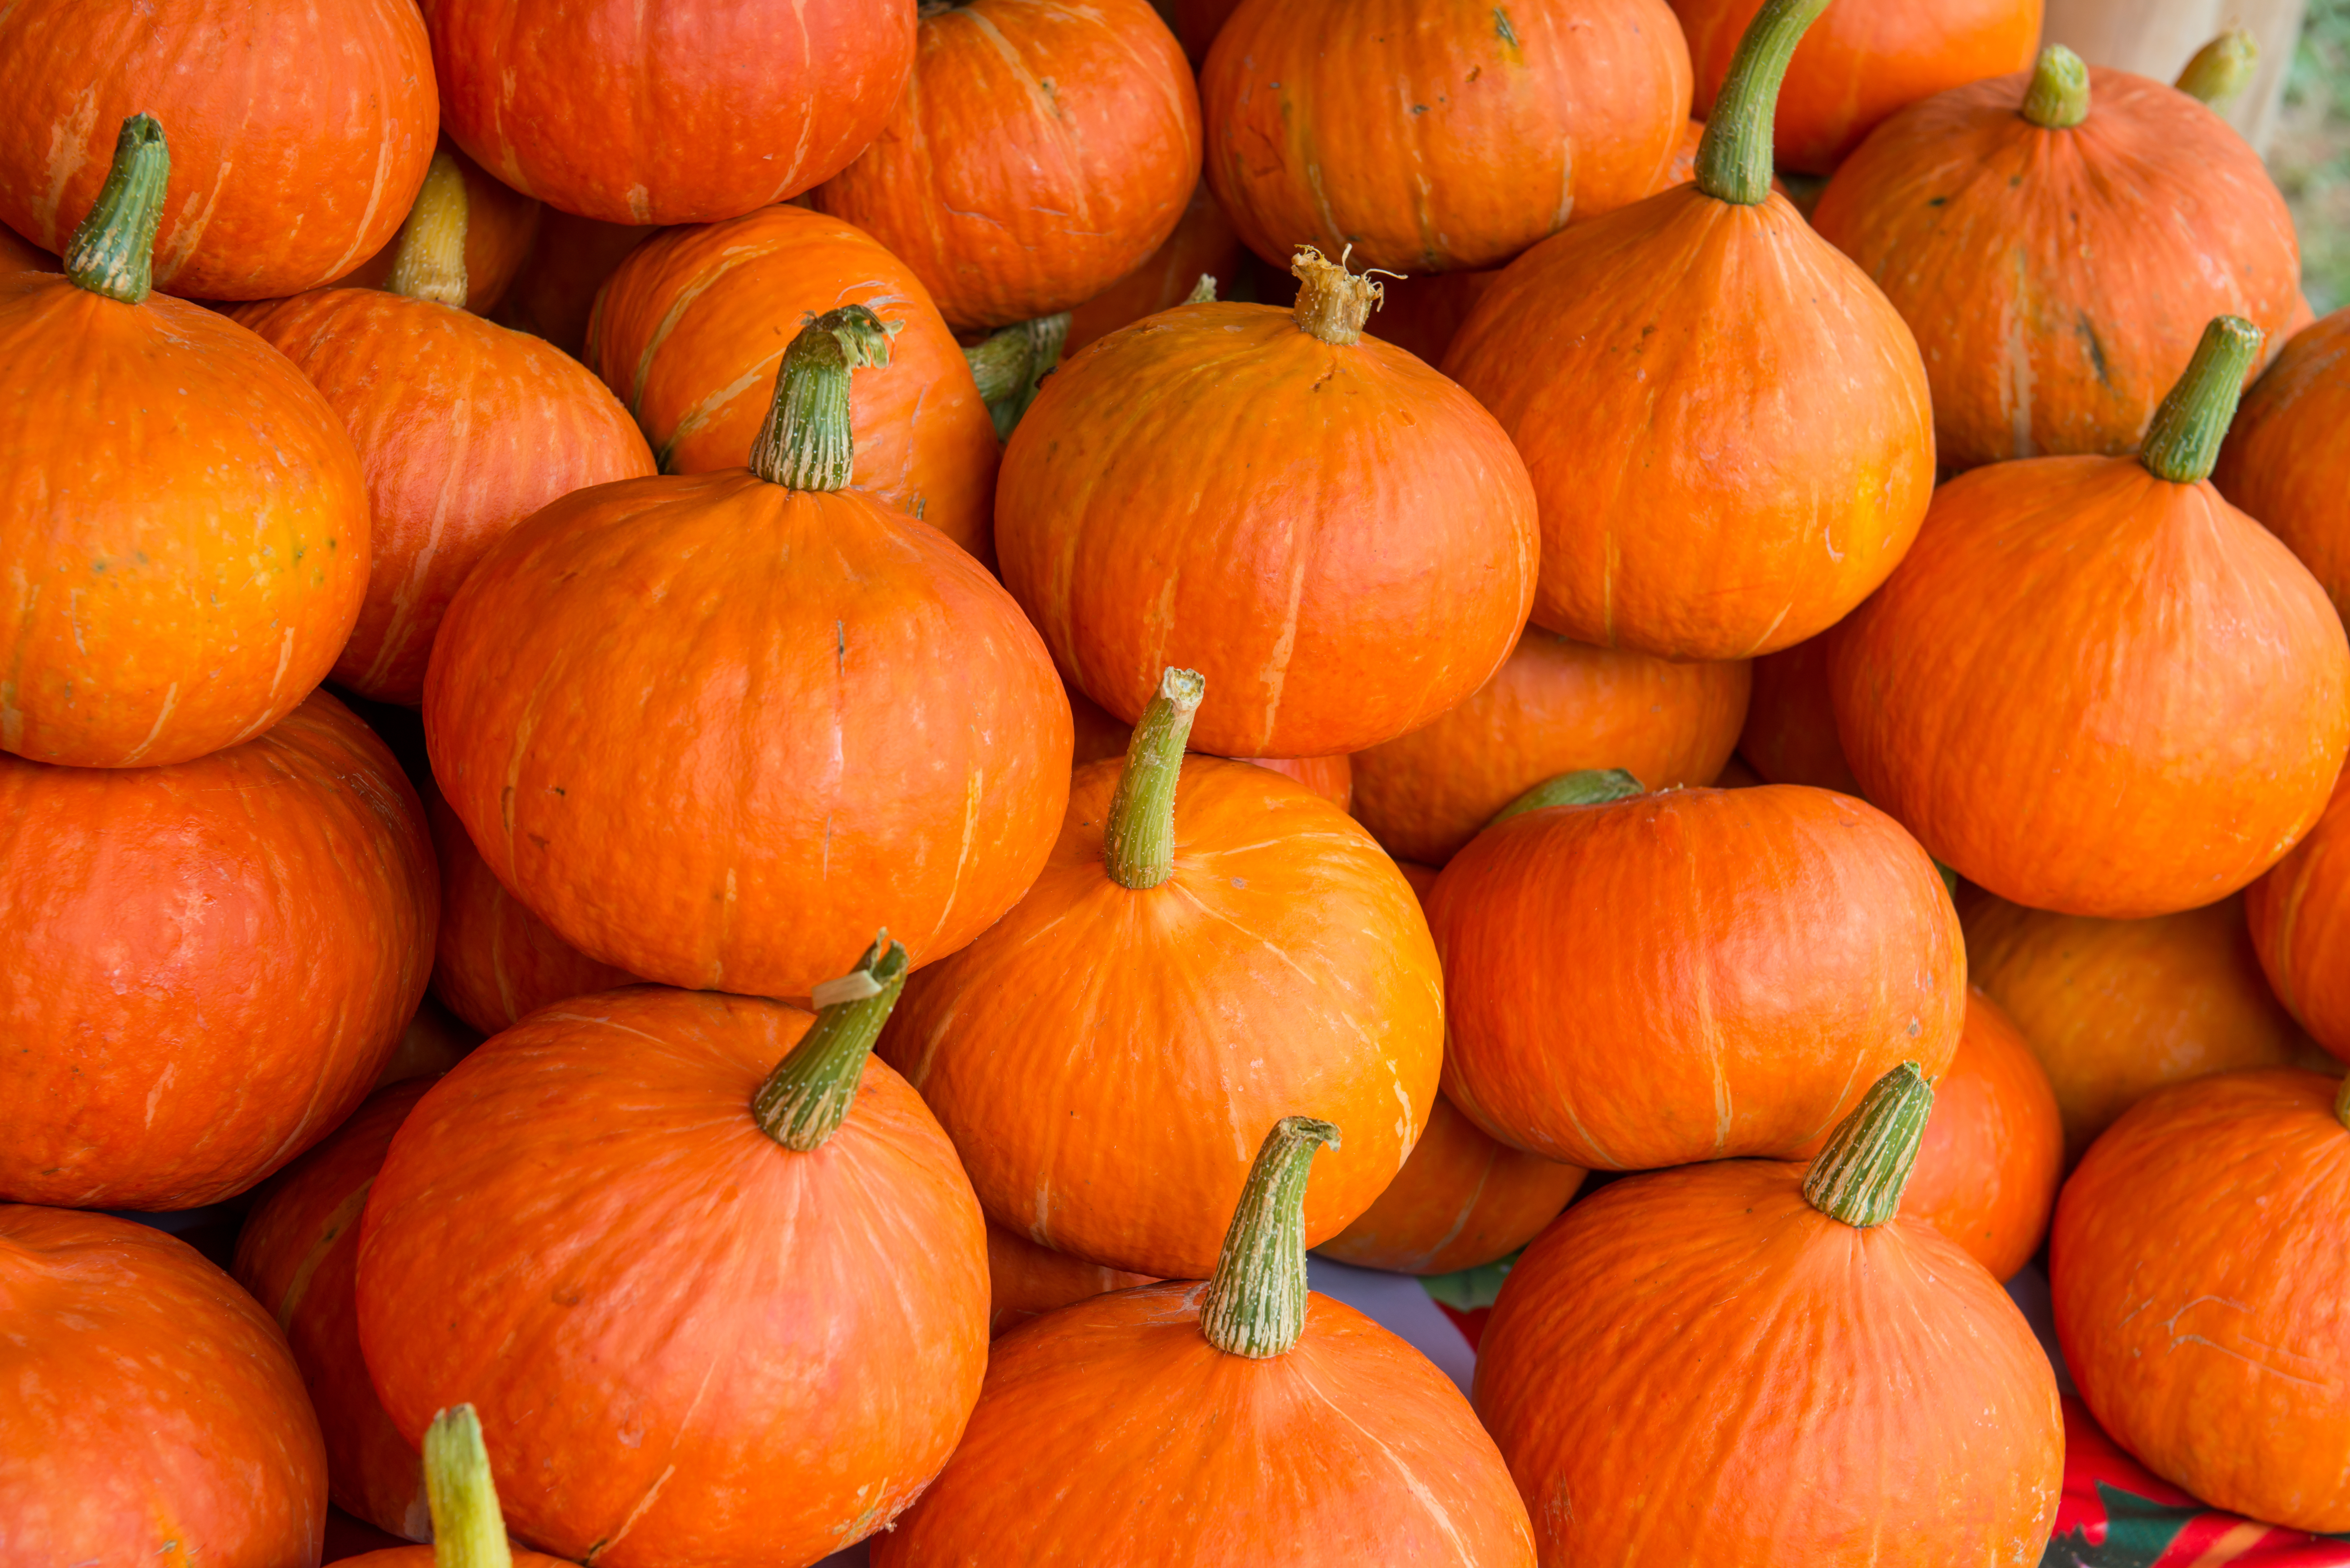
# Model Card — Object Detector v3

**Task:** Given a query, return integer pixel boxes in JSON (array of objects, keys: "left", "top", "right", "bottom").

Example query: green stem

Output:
[
  {"left": 386, "top": 149, "right": 470, "bottom": 307},
  {"left": 423, "top": 1405, "right": 512, "bottom": 1568},
  {"left": 1290, "top": 247, "right": 1382, "bottom": 344},
  {"left": 751, "top": 933, "right": 910, "bottom": 1150},
  {"left": 996, "top": 312, "right": 1072, "bottom": 441},
  {"left": 1694, "top": 0, "right": 1834, "bottom": 204},
  {"left": 964, "top": 327, "right": 1035, "bottom": 405},
  {"left": 63, "top": 114, "right": 170, "bottom": 305},
  {"left": 1199, "top": 1116, "right": 1342, "bottom": 1358},
  {"left": 1185, "top": 273, "right": 1218, "bottom": 304},
  {"left": 2021, "top": 45, "right": 2091, "bottom": 129},
  {"left": 2175, "top": 29, "right": 2258, "bottom": 109},
  {"left": 1802, "top": 1062, "right": 1934, "bottom": 1227},
  {"left": 1103, "top": 668, "right": 1205, "bottom": 891},
  {"left": 749, "top": 305, "right": 901, "bottom": 490},
  {"left": 2141, "top": 316, "right": 2263, "bottom": 484},
  {"left": 1489, "top": 768, "right": 1644, "bottom": 828}
]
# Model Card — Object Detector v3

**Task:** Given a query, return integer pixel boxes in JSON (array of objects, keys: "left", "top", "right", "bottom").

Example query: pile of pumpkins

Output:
[{"left": 3, "top": 0, "right": 2346, "bottom": 1561}]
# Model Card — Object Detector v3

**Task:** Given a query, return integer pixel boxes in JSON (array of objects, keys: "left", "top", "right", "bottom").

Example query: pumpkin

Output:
[
  {"left": 330, "top": 1405, "right": 572, "bottom": 1568},
  {"left": 813, "top": 0, "right": 1201, "bottom": 332},
  {"left": 0, "top": 1205, "right": 328, "bottom": 1562},
  {"left": 1070, "top": 688, "right": 1353, "bottom": 810},
  {"left": 357, "top": 942, "right": 989, "bottom": 1564},
  {"left": 2053, "top": 1067, "right": 2350, "bottom": 1533},
  {"left": 2248, "top": 776, "right": 2350, "bottom": 1063},
  {"left": 1201, "top": 0, "right": 1692, "bottom": 274},
  {"left": 1830, "top": 318, "right": 2350, "bottom": 919},
  {"left": 1063, "top": 180, "right": 1244, "bottom": 358},
  {"left": 420, "top": 0, "right": 914, "bottom": 226},
  {"left": 1811, "top": 50, "right": 2302, "bottom": 471},
  {"left": 1443, "top": 0, "right": 1935, "bottom": 661},
  {"left": 1350, "top": 626, "right": 1751, "bottom": 865},
  {"left": 584, "top": 204, "right": 999, "bottom": 561},
  {"left": 1366, "top": 269, "right": 1501, "bottom": 367},
  {"left": 1738, "top": 634, "right": 1861, "bottom": 793},
  {"left": 0, "top": 117, "right": 371, "bottom": 768},
  {"left": 1319, "top": 1092, "right": 1585, "bottom": 1275},
  {"left": 236, "top": 154, "right": 657, "bottom": 709},
  {"left": 376, "top": 998, "right": 482, "bottom": 1090},
  {"left": 327, "top": 142, "right": 543, "bottom": 318},
  {"left": 1962, "top": 886, "right": 2316, "bottom": 1165},
  {"left": 1475, "top": 1064, "right": 2064, "bottom": 1563},
  {"left": 236, "top": 1079, "right": 440, "bottom": 1540},
  {"left": 492, "top": 209, "right": 656, "bottom": 358},
  {"left": 2216, "top": 306, "right": 2350, "bottom": 618},
  {"left": 1901, "top": 988, "right": 2062, "bottom": 1281},
  {"left": 878, "top": 668, "right": 1444, "bottom": 1277},
  {"left": 1673, "top": 0, "right": 2041, "bottom": 173},
  {"left": 998, "top": 250, "right": 1538, "bottom": 758},
  {"left": 1428, "top": 774, "right": 1964, "bottom": 1170},
  {"left": 0, "top": 222, "right": 54, "bottom": 274},
  {"left": 0, "top": 691, "right": 436, "bottom": 1208},
  {"left": 1171, "top": 0, "right": 1239, "bottom": 64},
  {"left": 428, "top": 307, "right": 1070, "bottom": 1000},
  {"left": 875, "top": 1118, "right": 1539, "bottom": 1564},
  {"left": 986, "top": 1222, "right": 1157, "bottom": 1336}
]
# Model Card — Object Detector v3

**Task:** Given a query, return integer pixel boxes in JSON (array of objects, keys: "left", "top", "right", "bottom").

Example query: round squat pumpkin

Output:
[
  {"left": 0, "top": 1205, "right": 328, "bottom": 1562},
  {"left": 1318, "top": 1092, "right": 1586, "bottom": 1275},
  {"left": 985, "top": 1222, "right": 1157, "bottom": 1336},
  {"left": 0, "top": 691, "right": 437, "bottom": 1209},
  {"left": 2248, "top": 776, "right": 2350, "bottom": 1063},
  {"left": 2216, "top": 306, "right": 2350, "bottom": 619},
  {"left": 326, "top": 141, "right": 544, "bottom": 318},
  {"left": 2054, "top": 1068, "right": 2350, "bottom": 1534},
  {"left": 1901, "top": 988, "right": 2063, "bottom": 1281}
]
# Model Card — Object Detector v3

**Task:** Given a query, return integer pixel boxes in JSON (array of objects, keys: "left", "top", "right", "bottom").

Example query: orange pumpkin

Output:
[
  {"left": 879, "top": 669, "right": 1444, "bottom": 1277},
  {"left": 1063, "top": 180, "right": 1244, "bottom": 358},
  {"left": 1443, "top": 0, "right": 1935, "bottom": 661},
  {"left": 375, "top": 998, "right": 482, "bottom": 1090},
  {"left": 492, "top": 209, "right": 656, "bottom": 357},
  {"left": 813, "top": 0, "right": 1201, "bottom": 332},
  {"left": 1738, "top": 633, "right": 1861, "bottom": 793},
  {"left": 585, "top": 203, "right": 1000, "bottom": 561},
  {"left": 1673, "top": 0, "right": 2041, "bottom": 173},
  {"left": 0, "top": 222, "right": 54, "bottom": 274},
  {"left": 1171, "top": 0, "right": 1239, "bottom": 64},
  {"left": 1069, "top": 688, "right": 1352, "bottom": 810},
  {"left": 326, "top": 142, "right": 543, "bottom": 318},
  {"left": 325, "top": 1405, "right": 572, "bottom": 1568},
  {"left": 1475, "top": 1065, "right": 2064, "bottom": 1563},
  {"left": 0, "top": 0, "right": 436, "bottom": 300},
  {"left": 1902, "top": 988, "right": 2062, "bottom": 1280},
  {"left": 0, "top": 692, "right": 436, "bottom": 1209},
  {"left": 428, "top": 307, "right": 1070, "bottom": 1000},
  {"left": 1428, "top": 777, "right": 1964, "bottom": 1170},
  {"left": 1831, "top": 319, "right": 2350, "bottom": 919},
  {"left": 1201, "top": 0, "right": 1691, "bottom": 274},
  {"left": 2054, "top": 1068, "right": 2350, "bottom": 1533},
  {"left": 237, "top": 154, "right": 656, "bottom": 708},
  {"left": 2216, "top": 306, "right": 2350, "bottom": 618},
  {"left": 1812, "top": 50, "right": 2302, "bottom": 471},
  {"left": 986, "top": 1222, "right": 1157, "bottom": 1336},
  {"left": 1318, "top": 1093, "right": 1585, "bottom": 1275},
  {"left": 2248, "top": 776, "right": 2350, "bottom": 1064},
  {"left": 357, "top": 947, "right": 989, "bottom": 1565},
  {"left": 1350, "top": 626, "right": 1751, "bottom": 865},
  {"left": 998, "top": 250, "right": 1537, "bottom": 758},
  {"left": 1, "top": 117, "right": 370, "bottom": 768},
  {"left": 876, "top": 1118, "right": 1538, "bottom": 1564}
]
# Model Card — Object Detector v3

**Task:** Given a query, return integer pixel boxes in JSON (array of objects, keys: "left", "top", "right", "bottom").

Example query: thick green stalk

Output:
[
  {"left": 1694, "top": 0, "right": 1834, "bottom": 204},
  {"left": 386, "top": 149, "right": 470, "bottom": 307},
  {"left": 964, "top": 327, "right": 1035, "bottom": 405},
  {"left": 1802, "top": 1063, "right": 1934, "bottom": 1227},
  {"left": 1489, "top": 768, "right": 1644, "bottom": 828},
  {"left": 751, "top": 934, "right": 910, "bottom": 1150},
  {"left": 2141, "top": 316, "right": 2262, "bottom": 484},
  {"left": 2175, "top": 30, "right": 2258, "bottom": 109},
  {"left": 749, "top": 305, "right": 900, "bottom": 489},
  {"left": 1199, "top": 1116, "right": 1342, "bottom": 1358},
  {"left": 423, "top": 1405, "right": 512, "bottom": 1568},
  {"left": 1103, "top": 668, "right": 1205, "bottom": 890},
  {"left": 63, "top": 114, "right": 170, "bottom": 305},
  {"left": 2022, "top": 45, "right": 2092, "bottom": 129}
]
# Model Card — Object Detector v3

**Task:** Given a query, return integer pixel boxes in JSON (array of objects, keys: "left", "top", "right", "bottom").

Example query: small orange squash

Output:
[
  {"left": 2215, "top": 306, "right": 2350, "bottom": 618},
  {"left": 2248, "top": 775, "right": 2350, "bottom": 1064},
  {"left": 1901, "top": 988, "right": 2062, "bottom": 1281}
]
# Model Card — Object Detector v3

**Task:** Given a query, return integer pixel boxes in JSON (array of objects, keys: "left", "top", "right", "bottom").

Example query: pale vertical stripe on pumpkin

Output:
[
  {"left": 2175, "top": 30, "right": 2260, "bottom": 109},
  {"left": 752, "top": 933, "right": 911, "bottom": 1151},
  {"left": 1201, "top": 1116, "right": 1343, "bottom": 1359},
  {"left": 423, "top": 1404, "right": 513, "bottom": 1568},
  {"left": 1487, "top": 768, "right": 1645, "bottom": 829},
  {"left": 1801, "top": 1062, "right": 1935, "bottom": 1228},
  {"left": 751, "top": 305, "right": 902, "bottom": 491},
  {"left": 1104, "top": 667, "right": 1206, "bottom": 890},
  {"left": 62, "top": 114, "right": 170, "bottom": 305},
  {"left": 386, "top": 150, "right": 472, "bottom": 307},
  {"left": 2021, "top": 46, "right": 2093, "bottom": 131},
  {"left": 1693, "top": 0, "right": 1835, "bottom": 206},
  {"left": 2142, "top": 316, "right": 2263, "bottom": 485}
]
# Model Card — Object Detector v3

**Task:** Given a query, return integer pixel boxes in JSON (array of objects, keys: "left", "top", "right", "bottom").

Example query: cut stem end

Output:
[
  {"left": 63, "top": 113, "right": 170, "bottom": 305},
  {"left": 1199, "top": 1116, "right": 1342, "bottom": 1359},
  {"left": 423, "top": 1405, "right": 513, "bottom": 1568},
  {"left": 2175, "top": 30, "right": 2259, "bottom": 109},
  {"left": 1290, "top": 247, "right": 1382, "bottom": 345},
  {"left": 2022, "top": 45, "right": 2092, "bottom": 129},
  {"left": 1803, "top": 1062, "right": 1935, "bottom": 1228},
  {"left": 752, "top": 933, "right": 911, "bottom": 1150},
  {"left": 750, "top": 305, "right": 901, "bottom": 490},
  {"left": 386, "top": 149, "right": 471, "bottom": 306},
  {"left": 1103, "top": 668, "right": 1206, "bottom": 890},
  {"left": 2141, "top": 315, "right": 2263, "bottom": 484},
  {"left": 1694, "top": 0, "right": 1834, "bottom": 204}
]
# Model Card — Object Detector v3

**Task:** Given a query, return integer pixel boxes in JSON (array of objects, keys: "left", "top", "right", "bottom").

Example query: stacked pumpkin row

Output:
[{"left": 2, "top": 0, "right": 2348, "bottom": 1563}]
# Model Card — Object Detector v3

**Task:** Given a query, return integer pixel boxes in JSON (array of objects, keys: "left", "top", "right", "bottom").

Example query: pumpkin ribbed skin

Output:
[
  {"left": 1738, "top": 634, "right": 1860, "bottom": 793},
  {"left": 236, "top": 289, "right": 655, "bottom": 707},
  {"left": 1475, "top": 1160, "right": 2062, "bottom": 1564},
  {"left": 1063, "top": 179, "right": 1242, "bottom": 358},
  {"left": 357, "top": 989, "right": 989, "bottom": 1566},
  {"left": 0, "top": 694, "right": 436, "bottom": 1209},
  {"left": 875, "top": 1283, "right": 1537, "bottom": 1565},
  {"left": 234, "top": 1080, "right": 436, "bottom": 1542},
  {"left": 1428, "top": 785, "right": 1963, "bottom": 1170},
  {"left": 325, "top": 144, "right": 543, "bottom": 317},
  {"left": 1201, "top": 0, "right": 1691, "bottom": 274},
  {"left": 2216, "top": 307, "right": 2350, "bottom": 617},
  {"left": 0, "top": 274, "right": 369, "bottom": 767},
  {"left": 0, "top": 1207, "right": 328, "bottom": 1564},
  {"left": 426, "top": 471, "right": 1070, "bottom": 999},
  {"left": 1673, "top": 0, "right": 2041, "bottom": 174},
  {"left": 985, "top": 1222, "right": 1156, "bottom": 1336},
  {"left": 1812, "top": 68, "right": 2302, "bottom": 471},
  {"left": 880, "top": 757, "right": 1443, "bottom": 1277},
  {"left": 585, "top": 205, "right": 999, "bottom": 560},
  {"left": 0, "top": 0, "right": 435, "bottom": 300},
  {"left": 2053, "top": 1068, "right": 2350, "bottom": 1533},
  {"left": 999, "top": 300, "right": 1537, "bottom": 758},
  {"left": 1319, "top": 1092, "right": 1585, "bottom": 1275},
  {"left": 1831, "top": 458, "right": 2350, "bottom": 920},
  {"left": 420, "top": 0, "right": 914, "bottom": 226},
  {"left": 1443, "top": 188, "right": 1935, "bottom": 661},
  {"left": 814, "top": 0, "right": 1201, "bottom": 332},
  {"left": 2248, "top": 779, "right": 2350, "bottom": 1062},
  {"left": 1903, "top": 989, "right": 2062, "bottom": 1281},
  {"left": 1351, "top": 627, "right": 1751, "bottom": 866}
]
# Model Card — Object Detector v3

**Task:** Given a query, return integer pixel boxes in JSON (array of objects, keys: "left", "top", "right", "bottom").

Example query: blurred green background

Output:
[{"left": 2277, "top": 0, "right": 2350, "bottom": 310}]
